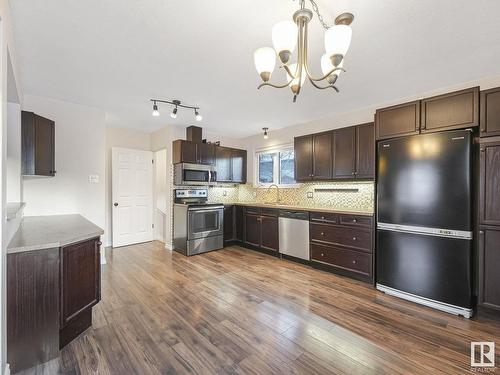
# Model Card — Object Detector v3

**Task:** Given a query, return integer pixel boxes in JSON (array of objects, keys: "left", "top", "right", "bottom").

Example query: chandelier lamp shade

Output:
[
  {"left": 253, "top": 0, "right": 353, "bottom": 102},
  {"left": 150, "top": 99, "right": 202, "bottom": 122}
]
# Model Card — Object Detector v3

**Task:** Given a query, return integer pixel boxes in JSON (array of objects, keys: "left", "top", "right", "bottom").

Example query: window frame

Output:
[{"left": 254, "top": 144, "right": 299, "bottom": 188}]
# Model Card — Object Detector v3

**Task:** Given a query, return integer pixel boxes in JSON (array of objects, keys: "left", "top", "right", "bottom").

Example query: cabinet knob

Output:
[
  {"left": 97, "top": 241, "right": 102, "bottom": 246},
  {"left": 321, "top": 216, "right": 325, "bottom": 220},
  {"left": 320, "top": 232, "right": 325, "bottom": 236},
  {"left": 352, "top": 237, "right": 357, "bottom": 241},
  {"left": 352, "top": 172, "right": 355, "bottom": 175},
  {"left": 352, "top": 260, "right": 357, "bottom": 264},
  {"left": 114, "top": 202, "right": 118, "bottom": 207},
  {"left": 480, "top": 148, "right": 485, "bottom": 152},
  {"left": 321, "top": 253, "right": 324, "bottom": 257},
  {"left": 479, "top": 230, "right": 484, "bottom": 234},
  {"left": 352, "top": 219, "right": 357, "bottom": 223}
]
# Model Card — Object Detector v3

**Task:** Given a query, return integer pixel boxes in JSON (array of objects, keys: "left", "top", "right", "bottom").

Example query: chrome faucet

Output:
[{"left": 266, "top": 184, "right": 281, "bottom": 204}]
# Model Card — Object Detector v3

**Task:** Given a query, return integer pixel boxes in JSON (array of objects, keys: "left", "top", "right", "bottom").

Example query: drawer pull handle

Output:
[
  {"left": 352, "top": 219, "right": 357, "bottom": 223},
  {"left": 352, "top": 237, "right": 357, "bottom": 241},
  {"left": 352, "top": 260, "right": 357, "bottom": 264},
  {"left": 321, "top": 216, "right": 325, "bottom": 220},
  {"left": 321, "top": 253, "right": 324, "bottom": 257},
  {"left": 321, "top": 232, "right": 325, "bottom": 236}
]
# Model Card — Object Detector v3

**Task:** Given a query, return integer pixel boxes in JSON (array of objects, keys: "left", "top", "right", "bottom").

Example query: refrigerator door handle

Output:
[{"left": 377, "top": 222, "right": 472, "bottom": 240}]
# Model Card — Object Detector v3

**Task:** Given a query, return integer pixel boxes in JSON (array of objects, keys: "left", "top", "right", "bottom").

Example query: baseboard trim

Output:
[
  {"left": 164, "top": 242, "right": 174, "bottom": 251},
  {"left": 4, "top": 363, "right": 10, "bottom": 375}
]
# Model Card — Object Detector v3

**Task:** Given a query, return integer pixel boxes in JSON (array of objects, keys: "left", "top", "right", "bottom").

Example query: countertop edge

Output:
[{"left": 221, "top": 202, "right": 374, "bottom": 216}]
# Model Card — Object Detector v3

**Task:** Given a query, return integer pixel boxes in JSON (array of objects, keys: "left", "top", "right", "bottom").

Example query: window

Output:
[{"left": 256, "top": 146, "right": 295, "bottom": 185}]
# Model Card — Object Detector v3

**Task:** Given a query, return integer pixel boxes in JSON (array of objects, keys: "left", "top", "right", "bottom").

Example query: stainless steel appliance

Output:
[
  {"left": 279, "top": 209, "right": 310, "bottom": 261},
  {"left": 376, "top": 129, "right": 473, "bottom": 318},
  {"left": 173, "top": 163, "right": 217, "bottom": 186},
  {"left": 173, "top": 188, "right": 224, "bottom": 256}
]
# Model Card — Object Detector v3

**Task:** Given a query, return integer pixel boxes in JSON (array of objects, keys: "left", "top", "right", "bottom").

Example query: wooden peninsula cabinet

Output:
[{"left": 7, "top": 215, "right": 103, "bottom": 374}]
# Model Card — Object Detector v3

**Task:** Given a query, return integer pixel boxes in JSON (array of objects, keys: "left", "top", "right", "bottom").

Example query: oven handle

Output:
[{"left": 188, "top": 207, "right": 224, "bottom": 212}]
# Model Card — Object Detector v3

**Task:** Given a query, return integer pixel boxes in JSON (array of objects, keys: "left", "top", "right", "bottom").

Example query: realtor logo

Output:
[{"left": 471, "top": 342, "right": 495, "bottom": 368}]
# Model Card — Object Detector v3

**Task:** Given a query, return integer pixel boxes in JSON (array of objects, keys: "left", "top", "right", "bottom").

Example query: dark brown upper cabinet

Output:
[
  {"left": 479, "top": 138, "right": 500, "bottom": 227},
  {"left": 375, "top": 100, "right": 420, "bottom": 140},
  {"left": 356, "top": 122, "right": 375, "bottom": 179},
  {"left": 172, "top": 140, "right": 215, "bottom": 165},
  {"left": 22, "top": 111, "right": 56, "bottom": 177},
  {"left": 421, "top": 87, "right": 479, "bottom": 133},
  {"left": 215, "top": 146, "right": 247, "bottom": 184},
  {"left": 480, "top": 87, "right": 500, "bottom": 137},
  {"left": 312, "top": 131, "right": 333, "bottom": 180},
  {"left": 294, "top": 135, "right": 313, "bottom": 181},
  {"left": 231, "top": 148, "right": 247, "bottom": 183},
  {"left": 294, "top": 132, "right": 332, "bottom": 181},
  {"left": 333, "top": 127, "right": 356, "bottom": 179}
]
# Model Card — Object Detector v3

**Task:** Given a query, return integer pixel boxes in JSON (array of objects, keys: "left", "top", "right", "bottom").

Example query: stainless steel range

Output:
[{"left": 173, "top": 188, "right": 224, "bottom": 256}]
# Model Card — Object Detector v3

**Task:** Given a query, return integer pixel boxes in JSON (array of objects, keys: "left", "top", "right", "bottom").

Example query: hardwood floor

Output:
[{"left": 21, "top": 241, "right": 500, "bottom": 374}]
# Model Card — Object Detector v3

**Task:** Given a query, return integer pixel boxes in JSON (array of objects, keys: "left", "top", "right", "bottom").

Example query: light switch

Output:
[{"left": 89, "top": 174, "right": 100, "bottom": 184}]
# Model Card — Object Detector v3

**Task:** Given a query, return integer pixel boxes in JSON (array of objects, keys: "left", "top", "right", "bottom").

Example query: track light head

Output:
[
  {"left": 263, "top": 127, "right": 269, "bottom": 139},
  {"left": 195, "top": 109, "right": 203, "bottom": 122},
  {"left": 170, "top": 107, "right": 178, "bottom": 119},
  {"left": 152, "top": 102, "right": 160, "bottom": 117}
]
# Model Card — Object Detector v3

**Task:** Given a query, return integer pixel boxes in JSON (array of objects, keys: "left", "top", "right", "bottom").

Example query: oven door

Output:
[{"left": 188, "top": 207, "right": 223, "bottom": 240}]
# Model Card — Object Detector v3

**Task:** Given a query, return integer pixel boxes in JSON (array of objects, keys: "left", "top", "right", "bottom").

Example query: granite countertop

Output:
[
  {"left": 8, "top": 214, "right": 104, "bottom": 254},
  {"left": 222, "top": 202, "right": 374, "bottom": 216}
]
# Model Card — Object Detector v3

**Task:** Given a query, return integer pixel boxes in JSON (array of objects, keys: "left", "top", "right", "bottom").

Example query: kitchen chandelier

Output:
[
  {"left": 150, "top": 99, "right": 202, "bottom": 121},
  {"left": 253, "top": 0, "right": 354, "bottom": 102}
]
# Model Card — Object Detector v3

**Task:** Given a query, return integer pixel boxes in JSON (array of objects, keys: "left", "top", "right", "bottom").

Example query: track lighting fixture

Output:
[
  {"left": 152, "top": 101, "right": 160, "bottom": 117},
  {"left": 263, "top": 127, "right": 269, "bottom": 139},
  {"left": 150, "top": 99, "right": 202, "bottom": 122}
]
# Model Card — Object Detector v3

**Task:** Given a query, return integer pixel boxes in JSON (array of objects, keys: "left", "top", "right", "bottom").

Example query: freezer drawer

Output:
[{"left": 376, "top": 229, "right": 472, "bottom": 308}]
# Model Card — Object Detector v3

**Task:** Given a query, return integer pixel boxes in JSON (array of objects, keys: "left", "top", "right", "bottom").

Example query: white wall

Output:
[
  {"left": 104, "top": 126, "right": 151, "bottom": 247},
  {"left": 241, "top": 73, "right": 500, "bottom": 184},
  {"left": 22, "top": 96, "right": 107, "bottom": 243},
  {"left": 154, "top": 149, "right": 167, "bottom": 242},
  {"left": 6, "top": 102, "right": 21, "bottom": 202}
]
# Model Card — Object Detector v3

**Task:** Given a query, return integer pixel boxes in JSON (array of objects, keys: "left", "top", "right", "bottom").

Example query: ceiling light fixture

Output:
[
  {"left": 152, "top": 101, "right": 160, "bottom": 117},
  {"left": 263, "top": 127, "right": 269, "bottom": 139},
  {"left": 254, "top": 0, "right": 353, "bottom": 102},
  {"left": 150, "top": 99, "right": 202, "bottom": 122}
]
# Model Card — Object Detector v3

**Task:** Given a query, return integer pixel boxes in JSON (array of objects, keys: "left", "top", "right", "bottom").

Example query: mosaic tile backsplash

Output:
[{"left": 207, "top": 182, "right": 374, "bottom": 213}]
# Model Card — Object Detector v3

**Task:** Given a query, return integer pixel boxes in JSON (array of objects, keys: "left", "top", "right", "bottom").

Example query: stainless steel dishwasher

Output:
[{"left": 279, "top": 210, "right": 310, "bottom": 261}]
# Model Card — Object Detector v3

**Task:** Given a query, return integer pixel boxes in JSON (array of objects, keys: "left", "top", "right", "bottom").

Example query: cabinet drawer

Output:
[
  {"left": 310, "top": 244, "right": 372, "bottom": 276},
  {"left": 310, "top": 211, "right": 337, "bottom": 224},
  {"left": 261, "top": 207, "right": 278, "bottom": 217},
  {"left": 244, "top": 206, "right": 261, "bottom": 215},
  {"left": 339, "top": 214, "right": 373, "bottom": 228},
  {"left": 310, "top": 223, "right": 372, "bottom": 252}
]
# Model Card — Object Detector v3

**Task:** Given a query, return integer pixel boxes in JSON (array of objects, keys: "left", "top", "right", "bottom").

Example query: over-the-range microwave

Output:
[{"left": 173, "top": 163, "right": 217, "bottom": 186}]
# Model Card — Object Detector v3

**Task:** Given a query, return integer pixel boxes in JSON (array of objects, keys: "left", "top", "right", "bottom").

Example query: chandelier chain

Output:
[{"left": 309, "top": 0, "right": 330, "bottom": 30}]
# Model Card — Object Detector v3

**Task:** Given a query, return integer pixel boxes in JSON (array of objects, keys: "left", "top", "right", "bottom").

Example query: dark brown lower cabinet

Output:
[
  {"left": 243, "top": 208, "right": 279, "bottom": 252},
  {"left": 7, "top": 237, "right": 101, "bottom": 373},
  {"left": 478, "top": 228, "right": 500, "bottom": 312},
  {"left": 7, "top": 248, "right": 60, "bottom": 374}
]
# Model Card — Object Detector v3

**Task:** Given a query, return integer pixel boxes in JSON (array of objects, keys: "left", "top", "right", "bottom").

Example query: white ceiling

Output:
[{"left": 11, "top": 0, "right": 500, "bottom": 138}]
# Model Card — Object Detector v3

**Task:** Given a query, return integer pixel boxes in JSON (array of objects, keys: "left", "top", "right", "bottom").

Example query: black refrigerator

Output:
[{"left": 376, "top": 129, "right": 473, "bottom": 318}]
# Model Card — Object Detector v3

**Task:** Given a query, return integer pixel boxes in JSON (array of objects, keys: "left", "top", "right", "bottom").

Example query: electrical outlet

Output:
[
  {"left": 253, "top": 191, "right": 257, "bottom": 198},
  {"left": 307, "top": 191, "right": 313, "bottom": 199},
  {"left": 88, "top": 174, "right": 99, "bottom": 184},
  {"left": 223, "top": 190, "right": 227, "bottom": 197}
]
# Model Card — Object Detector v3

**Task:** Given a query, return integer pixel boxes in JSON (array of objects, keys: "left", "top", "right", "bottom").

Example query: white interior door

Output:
[{"left": 112, "top": 147, "right": 153, "bottom": 248}]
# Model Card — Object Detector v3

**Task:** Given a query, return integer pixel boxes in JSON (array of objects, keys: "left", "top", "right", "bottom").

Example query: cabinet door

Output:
[
  {"left": 261, "top": 216, "right": 279, "bottom": 252},
  {"left": 480, "top": 87, "right": 500, "bottom": 137},
  {"left": 312, "top": 131, "right": 332, "bottom": 180},
  {"left": 244, "top": 214, "right": 261, "bottom": 247},
  {"left": 60, "top": 238, "right": 101, "bottom": 326},
  {"left": 198, "top": 143, "right": 215, "bottom": 165},
  {"left": 183, "top": 141, "right": 198, "bottom": 164},
  {"left": 356, "top": 123, "right": 375, "bottom": 179},
  {"left": 479, "top": 141, "right": 500, "bottom": 226},
  {"left": 375, "top": 101, "right": 420, "bottom": 140},
  {"left": 235, "top": 205, "right": 244, "bottom": 242},
  {"left": 223, "top": 205, "right": 234, "bottom": 243},
  {"left": 35, "top": 115, "right": 55, "bottom": 176},
  {"left": 231, "top": 149, "right": 247, "bottom": 183},
  {"left": 421, "top": 87, "right": 479, "bottom": 133},
  {"left": 333, "top": 127, "right": 356, "bottom": 179},
  {"left": 479, "top": 228, "right": 500, "bottom": 311},
  {"left": 294, "top": 135, "right": 313, "bottom": 181},
  {"left": 216, "top": 147, "right": 233, "bottom": 182}
]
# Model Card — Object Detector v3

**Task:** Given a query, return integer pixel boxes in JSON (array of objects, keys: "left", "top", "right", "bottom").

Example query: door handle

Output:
[{"left": 114, "top": 202, "right": 118, "bottom": 207}]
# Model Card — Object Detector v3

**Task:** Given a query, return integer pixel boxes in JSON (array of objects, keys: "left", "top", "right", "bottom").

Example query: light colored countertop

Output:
[
  {"left": 6, "top": 202, "right": 26, "bottom": 220},
  {"left": 8, "top": 214, "right": 104, "bottom": 254},
  {"left": 222, "top": 202, "right": 374, "bottom": 216}
]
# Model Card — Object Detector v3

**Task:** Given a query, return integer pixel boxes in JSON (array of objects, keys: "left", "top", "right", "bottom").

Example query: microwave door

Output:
[{"left": 184, "top": 169, "right": 210, "bottom": 183}]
